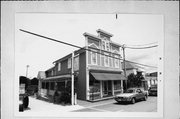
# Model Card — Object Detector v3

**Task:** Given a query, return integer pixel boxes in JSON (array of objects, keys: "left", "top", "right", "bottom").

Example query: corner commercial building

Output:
[{"left": 38, "top": 29, "right": 126, "bottom": 101}]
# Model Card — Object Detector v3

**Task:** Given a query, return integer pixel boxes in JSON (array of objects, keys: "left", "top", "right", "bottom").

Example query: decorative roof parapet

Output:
[
  {"left": 83, "top": 32, "right": 101, "bottom": 41},
  {"left": 96, "top": 29, "right": 113, "bottom": 37}
]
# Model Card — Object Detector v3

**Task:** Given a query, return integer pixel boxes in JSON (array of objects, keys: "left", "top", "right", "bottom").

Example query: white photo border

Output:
[{"left": 1, "top": 1, "right": 179, "bottom": 119}]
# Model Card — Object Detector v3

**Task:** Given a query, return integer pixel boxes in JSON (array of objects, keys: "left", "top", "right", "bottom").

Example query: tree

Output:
[
  {"left": 31, "top": 77, "right": 38, "bottom": 85},
  {"left": 127, "top": 72, "right": 145, "bottom": 88},
  {"left": 19, "top": 76, "right": 31, "bottom": 89},
  {"left": 135, "top": 71, "right": 145, "bottom": 87},
  {"left": 127, "top": 73, "right": 136, "bottom": 88}
]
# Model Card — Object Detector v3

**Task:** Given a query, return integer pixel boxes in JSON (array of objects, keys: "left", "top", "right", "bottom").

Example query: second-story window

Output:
[
  {"left": 102, "top": 41, "right": 105, "bottom": 50},
  {"left": 91, "top": 50, "right": 97, "bottom": 65},
  {"left": 58, "top": 62, "right": 61, "bottom": 71},
  {"left": 74, "top": 56, "right": 79, "bottom": 71},
  {"left": 68, "top": 58, "right": 71, "bottom": 69},
  {"left": 115, "top": 55, "right": 119, "bottom": 68},
  {"left": 104, "top": 53, "right": 109, "bottom": 67},
  {"left": 106, "top": 42, "right": 110, "bottom": 51},
  {"left": 51, "top": 70, "right": 54, "bottom": 76}
]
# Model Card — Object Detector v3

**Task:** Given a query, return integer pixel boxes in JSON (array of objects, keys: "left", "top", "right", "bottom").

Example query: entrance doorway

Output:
[{"left": 102, "top": 81, "right": 112, "bottom": 97}]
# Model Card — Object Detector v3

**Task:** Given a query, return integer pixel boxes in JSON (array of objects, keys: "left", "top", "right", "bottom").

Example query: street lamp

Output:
[{"left": 26, "top": 65, "right": 30, "bottom": 78}]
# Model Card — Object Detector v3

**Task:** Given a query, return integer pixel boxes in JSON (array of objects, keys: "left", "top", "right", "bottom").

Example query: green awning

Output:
[{"left": 90, "top": 72, "right": 126, "bottom": 81}]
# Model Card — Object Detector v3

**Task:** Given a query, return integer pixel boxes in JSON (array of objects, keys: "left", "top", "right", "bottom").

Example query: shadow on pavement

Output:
[{"left": 24, "top": 107, "right": 31, "bottom": 111}]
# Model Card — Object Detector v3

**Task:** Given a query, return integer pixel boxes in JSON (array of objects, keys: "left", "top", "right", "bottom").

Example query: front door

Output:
[{"left": 103, "top": 81, "right": 112, "bottom": 97}]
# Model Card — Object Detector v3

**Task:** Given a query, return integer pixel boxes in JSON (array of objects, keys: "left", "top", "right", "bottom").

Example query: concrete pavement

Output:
[
  {"left": 19, "top": 96, "right": 157, "bottom": 115},
  {"left": 19, "top": 96, "right": 84, "bottom": 116}
]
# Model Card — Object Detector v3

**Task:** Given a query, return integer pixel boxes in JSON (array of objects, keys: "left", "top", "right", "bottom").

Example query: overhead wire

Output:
[
  {"left": 124, "top": 45, "right": 158, "bottom": 49},
  {"left": 19, "top": 29, "right": 157, "bottom": 68},
  {"left": 125, "top": 42, "right": 158, "bottom": 47}
]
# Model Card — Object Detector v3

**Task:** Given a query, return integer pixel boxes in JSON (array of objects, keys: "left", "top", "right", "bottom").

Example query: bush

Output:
[{"left": 59, "top": 91, "right": 71, "bottom": 104}]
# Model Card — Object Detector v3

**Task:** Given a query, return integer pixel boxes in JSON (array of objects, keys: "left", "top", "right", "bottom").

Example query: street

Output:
[
  {"left": 75, "top": 96, "right": 157, "bottom": 112},
  {"left": 21, "top": 96, "right": 157, "bottom": 114}
]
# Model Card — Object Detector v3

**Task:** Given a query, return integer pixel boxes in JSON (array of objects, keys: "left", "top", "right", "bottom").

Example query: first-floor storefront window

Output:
[
  {"left": 89, "top": 79, "right": 100, "bottom": 93},
  {"left": 114, "top": 80, "right": 121, "bottom": 90},
  {"left": 89, "top": 73, "right": 100, "bottom": 100}
]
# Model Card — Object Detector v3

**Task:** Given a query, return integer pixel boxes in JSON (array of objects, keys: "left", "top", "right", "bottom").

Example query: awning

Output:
[{"left": 90, "top": 72, "right": 126, "bottom": 81}]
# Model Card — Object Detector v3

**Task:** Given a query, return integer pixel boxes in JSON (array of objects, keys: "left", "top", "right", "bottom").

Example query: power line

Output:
[
  {"left": 125, "top": 60, "right": 157, "bottom": 68},
  {"left": 126, "top": 42, "right": 158, "bottom": 47},
  {"left": 19, "top": 29, "right": 157, "bottom": 68},
  {"left": 125, "top": 45, "right": 158, "bottom": 49},
  {"left": 19, "top": 29, "right": 83, "bottom": 49}
]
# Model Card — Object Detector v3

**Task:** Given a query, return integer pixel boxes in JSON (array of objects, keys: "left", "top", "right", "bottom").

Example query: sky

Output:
[{"left": 15, "top": 13, "right": 163, "bottom": 78}]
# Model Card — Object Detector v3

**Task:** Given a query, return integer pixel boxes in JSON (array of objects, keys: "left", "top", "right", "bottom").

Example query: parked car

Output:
[
  {"left": 148, "top": 85, "right": 157, "bottom": 96},
  {"left": 114, "top": 88, "right": 148, "bottom": 104}
]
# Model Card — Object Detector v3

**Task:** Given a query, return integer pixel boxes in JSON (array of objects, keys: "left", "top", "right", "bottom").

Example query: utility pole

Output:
[
  {"left": 71, "top": 52, "right": 74, "bottom": 105},
  {"left": 26, "top": 65, "right": 29, "bottom": 78},
  {"left": 122, "top": 45, "right": 127, "bottom": 91}
]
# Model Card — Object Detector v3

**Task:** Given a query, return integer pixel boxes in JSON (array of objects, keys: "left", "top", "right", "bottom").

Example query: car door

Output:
[
  {"left": 136, "top": 89, "right": 143, "bottom": 99},
  {"left": 138, "top": 89, "right": 144, "bottom": 99},
  {"left": 135, "top": 89, "right": 141, "bottom": 99}
]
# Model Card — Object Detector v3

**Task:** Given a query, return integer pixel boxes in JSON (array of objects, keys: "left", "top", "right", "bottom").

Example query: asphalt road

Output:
[{"left": 74, "top": 96, "right": 157, "bottom": 112}]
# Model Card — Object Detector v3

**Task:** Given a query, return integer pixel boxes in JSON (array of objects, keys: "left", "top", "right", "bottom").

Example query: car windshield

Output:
[{"left": 126, "top": 89, "right": 134, "bottom": 93}]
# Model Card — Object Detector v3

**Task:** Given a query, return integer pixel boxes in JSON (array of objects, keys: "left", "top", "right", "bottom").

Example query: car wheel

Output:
[
  {"left": 144, "top": 96, "right": 147, "bottom": 101},
  {"left": 131, "top": 98, "right": 136, "bottom": 104},
  {"left": 19, "top": 104, "right": 24, "bottom": 112}
]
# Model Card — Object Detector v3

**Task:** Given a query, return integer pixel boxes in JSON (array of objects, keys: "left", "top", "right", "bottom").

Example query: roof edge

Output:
[{"left": 96, "top": 29, "right": 113, "bottom": 37}]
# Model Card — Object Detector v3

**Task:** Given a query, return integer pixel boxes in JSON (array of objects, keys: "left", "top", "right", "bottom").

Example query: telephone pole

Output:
[
  {"left": 122, "top": 45, "right": 127, "bottom": 91},
  {"left": 71, "top": 52, "right": 74, "bottom": 105}
]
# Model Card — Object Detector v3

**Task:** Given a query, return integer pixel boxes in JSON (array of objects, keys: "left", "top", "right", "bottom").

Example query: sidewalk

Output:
[
  {"left": 19, "top": 96, "right": 84, "bottom": 116},
  {"left": 77, "top": 98, "right": 115, "bottom": 107}
]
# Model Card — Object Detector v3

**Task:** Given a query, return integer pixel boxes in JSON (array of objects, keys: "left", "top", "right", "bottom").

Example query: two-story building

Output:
[{"left": 38, "top": 29, "right": 126, "bottom": 102}]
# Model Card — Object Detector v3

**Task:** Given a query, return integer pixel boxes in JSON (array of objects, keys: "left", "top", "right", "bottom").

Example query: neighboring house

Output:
[
  {"left": 122, "top": 61, "right": 149, "bottom": 90},
  {"left": 145, "top": 72, "right": 158, "bottom": 88},
  {"left": 122, "top": 61, "right": 146, "bottom": 77},
  {"left": 38, "top": 29, "right": 126, "bottom": 101}
]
